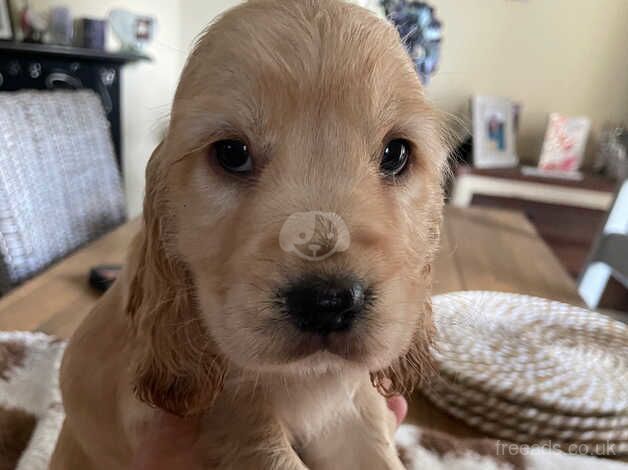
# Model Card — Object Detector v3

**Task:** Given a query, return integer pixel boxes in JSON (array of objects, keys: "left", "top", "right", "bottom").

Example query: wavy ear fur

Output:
[
  {"left": 126, "top": 143, "right": 225, "bottom": 417},
  {"left": 370, "top": 283, "right": 437, "bottom": 398},
  {"left": 370, "top": 148, "right": 447, "bottom": 397}
]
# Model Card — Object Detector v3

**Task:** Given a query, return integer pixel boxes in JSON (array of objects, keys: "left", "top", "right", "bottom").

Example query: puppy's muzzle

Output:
[{"left": 282, "top": 275, "right": 370, "bottom": 335}]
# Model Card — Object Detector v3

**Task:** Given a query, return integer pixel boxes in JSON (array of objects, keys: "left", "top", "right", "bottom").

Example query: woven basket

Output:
[{"left": 427, "top": 291, "right": 628, "bottom": 456}]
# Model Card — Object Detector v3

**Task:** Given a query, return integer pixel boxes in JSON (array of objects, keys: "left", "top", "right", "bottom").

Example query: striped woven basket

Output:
[{"left": 427, "top": 291, "right": 628, "bottom": 456}]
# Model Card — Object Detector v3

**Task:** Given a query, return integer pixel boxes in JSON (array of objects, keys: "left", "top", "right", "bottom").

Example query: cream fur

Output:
[{"left": 50, "top": 1, "right": 448, "bottom": 468}]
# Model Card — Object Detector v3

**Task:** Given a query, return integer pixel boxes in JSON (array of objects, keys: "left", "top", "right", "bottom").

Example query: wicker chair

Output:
[{"left": 0, "top": 90, "right": 126, "bottom": 295}]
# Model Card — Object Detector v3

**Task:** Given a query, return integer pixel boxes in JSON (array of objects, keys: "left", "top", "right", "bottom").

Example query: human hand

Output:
[{"left": 387, "top": 395, "right": 408, "bottom": 426}]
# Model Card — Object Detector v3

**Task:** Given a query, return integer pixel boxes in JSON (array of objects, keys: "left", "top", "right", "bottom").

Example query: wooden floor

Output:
[{"left": 0, "top": 205, "right": 587, "bottom": 441}]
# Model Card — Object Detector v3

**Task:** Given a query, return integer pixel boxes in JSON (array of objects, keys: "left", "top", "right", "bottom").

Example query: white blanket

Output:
[{"left": 0, "top": 331, "right": 625, "bottom": 470}]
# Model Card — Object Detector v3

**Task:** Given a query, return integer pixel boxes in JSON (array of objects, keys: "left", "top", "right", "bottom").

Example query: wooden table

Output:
[
  {"left": 0, "top": 206, "right": 582, "bottom": 438},
  {"left": 435, "top": 206, "right": 581, "bottom": 306},
  {"left": 451, "top": 165, "right": 616, "bottom": 279}
]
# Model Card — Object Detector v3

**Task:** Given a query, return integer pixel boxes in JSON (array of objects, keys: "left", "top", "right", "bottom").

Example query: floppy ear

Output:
[
  {"left": 370, "top": 295, "right": 436, "bottom": 398},
  {"left": 126, "top": 142, "right": 226, "bottom": 417}
]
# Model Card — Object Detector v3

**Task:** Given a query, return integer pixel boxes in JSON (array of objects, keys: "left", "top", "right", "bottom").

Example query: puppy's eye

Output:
[
  {"left": 380, "top": 139, "right": 410, "bottom": 177},
  {"left": 214, "top": 139, "right": 253, "bottom": 173}
]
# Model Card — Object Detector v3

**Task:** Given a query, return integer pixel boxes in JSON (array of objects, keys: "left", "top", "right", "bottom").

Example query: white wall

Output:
[
  {"left": 119, "top": 0, "right": 183, "bottom": 217},
  {"left": 425, "top": 0, "right": 628, "bottom": 165}
]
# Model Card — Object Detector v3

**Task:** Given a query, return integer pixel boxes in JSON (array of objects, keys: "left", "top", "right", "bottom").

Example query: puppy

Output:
[{"left": 51, "top": 0, "right": 447, "bottom": 468}]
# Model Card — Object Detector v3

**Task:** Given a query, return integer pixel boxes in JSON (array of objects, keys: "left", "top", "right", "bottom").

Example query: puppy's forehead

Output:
[{"left": 173, "top": 0, "right": 424, "bottom": 143}]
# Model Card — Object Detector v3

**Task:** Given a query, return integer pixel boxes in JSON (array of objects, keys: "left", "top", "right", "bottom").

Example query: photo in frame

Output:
[
  {"left": 538, "top": 113, "right": 591, "bottom": 173},
  {"left": 472, "top": 96, "right": 518, "bottom": 168},
  {"left": 0, "top": 0, "right": 14, "bottom": 41}
]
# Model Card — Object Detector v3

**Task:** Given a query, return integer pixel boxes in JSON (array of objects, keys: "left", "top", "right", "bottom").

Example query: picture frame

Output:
[
  {"left": 537, "top": 113, "right": 591, "bottom": 173},
  {"left": 472, "top": 96, "right": 519, "bottom": 169},
  {"left": 0, "top": 0, "right": 14, "bottom": 41}
]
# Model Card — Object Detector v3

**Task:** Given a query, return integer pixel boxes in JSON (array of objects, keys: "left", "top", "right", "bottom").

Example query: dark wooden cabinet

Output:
[{"left": 0, "top": 42, "right": 150, "bottom": 169}]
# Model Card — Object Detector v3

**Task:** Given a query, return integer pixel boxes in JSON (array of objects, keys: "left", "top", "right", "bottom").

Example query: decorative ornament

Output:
[
  {"left": 595, "top": 125, "right": 627, "bottom": 181},
  {"left": 20, "top": 6, "right": 48, "bottom": 44},
  {"left": 48, "top": 7, "right": 73, "bottom": 46},
  {"left": 380, "top": 0, "right": 442, "bottom": 84},
  {"left": 109, "top": 9, "right": 157, "bottom": 53}
]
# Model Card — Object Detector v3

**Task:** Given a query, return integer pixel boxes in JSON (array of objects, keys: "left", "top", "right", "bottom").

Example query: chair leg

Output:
[
  {"left": 579, "top": 263, "right": 612, "bottom": 309},
  {"left": 578, "top": 180, "right": 628, "bottom": 309}
]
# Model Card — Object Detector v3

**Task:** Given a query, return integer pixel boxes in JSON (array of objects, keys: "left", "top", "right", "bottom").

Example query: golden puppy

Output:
[{"left": 51, "top": 0, "right": 447, "bottom": 468}]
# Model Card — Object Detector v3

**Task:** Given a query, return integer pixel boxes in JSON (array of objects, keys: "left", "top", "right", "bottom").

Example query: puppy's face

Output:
[{"left": 160, "top": 1, "right": 445, "bottom": 378}]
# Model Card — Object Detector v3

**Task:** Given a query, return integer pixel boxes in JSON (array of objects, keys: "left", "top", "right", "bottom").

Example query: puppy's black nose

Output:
[{"left": 283, "top": 275, "right": 368, "bottom": 334}]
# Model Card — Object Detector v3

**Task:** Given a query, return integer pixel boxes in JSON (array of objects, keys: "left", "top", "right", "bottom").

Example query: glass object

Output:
[{"left": 109, "top": 9, "right": 156, "bottom": 52}]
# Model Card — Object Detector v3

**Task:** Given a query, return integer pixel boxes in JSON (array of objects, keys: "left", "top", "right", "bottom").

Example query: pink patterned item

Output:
[{"left": 538, "top": 113, "right": 591, "bottom": 172}]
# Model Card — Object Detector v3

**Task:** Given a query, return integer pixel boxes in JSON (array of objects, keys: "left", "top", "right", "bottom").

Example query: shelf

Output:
[
  {"left": 0, "top": 41, "right": 151, "bottom": 64},
  {"left": 455, "top": 165, "right": 617, "bottom": 192}
]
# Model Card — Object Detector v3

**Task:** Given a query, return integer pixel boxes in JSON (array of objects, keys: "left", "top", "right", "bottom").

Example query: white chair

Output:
[
  {"left": 578, "top": 179, "right": 628, "bottom": 309},
  {"left": 0, "top": 90, "right": 126, "bottom": 294}
]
